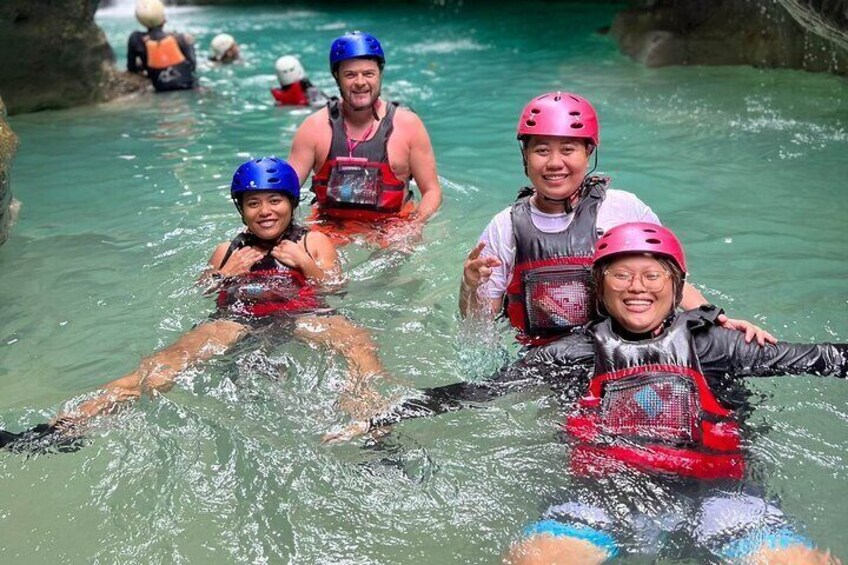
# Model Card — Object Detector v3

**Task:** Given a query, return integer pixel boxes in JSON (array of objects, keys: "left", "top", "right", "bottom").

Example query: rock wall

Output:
[
  {"left": 610, "top": 0, "right": 848, "bottom": 74},
  {"left": 0, "top": 96, "right": 19, "bottom": 247},
  {"left": 0, "top": 0, "right": 147, "bottom": 116}
]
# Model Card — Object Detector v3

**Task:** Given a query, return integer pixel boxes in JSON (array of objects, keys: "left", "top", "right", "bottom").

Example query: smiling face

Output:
[
  {"left": 336, "top": 58, "right": 382, "bottom": 110},
  {"left": 524, "top": 135, "right": 591, "bottom": 213},
  {"left": 598, "top": 254, "right": 676, "bottom": 335},
  {"left": 240, "top": 191, "right": 293, "bottom": 241}
]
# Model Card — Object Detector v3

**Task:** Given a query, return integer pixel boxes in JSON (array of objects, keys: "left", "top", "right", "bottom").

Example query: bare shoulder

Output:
[
  {"left": 208, "top": 241, "right": 232, "bottom": 266},
  {"left": 303, "top": 229, "right": 334, "bottom": 250},
  {"left": 297, "top": 106, "right": 331, "bottom": 133},
  {"left": 393, "top": 105, "right": 426, "bottom": 129}
]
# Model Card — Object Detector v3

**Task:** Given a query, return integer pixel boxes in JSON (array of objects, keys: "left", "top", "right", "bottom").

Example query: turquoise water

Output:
[{"left": 1, "top": 3, "right": 846, "bottom": 562}]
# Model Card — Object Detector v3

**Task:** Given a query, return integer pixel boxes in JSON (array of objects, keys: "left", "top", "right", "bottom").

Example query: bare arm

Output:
[
  {"left": 404, "top": 112, "right": 442, "bottom": 221},
  {"left": 287, "top": 112, "right": 324, "bottom": 184}
]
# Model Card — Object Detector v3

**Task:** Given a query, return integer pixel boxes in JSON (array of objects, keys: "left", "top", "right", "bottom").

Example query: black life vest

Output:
[
  {"left": 564, "top": 311, "right": 745, "bottom": 480},
  {"left": 505, "top": 177, "right": 609, "bottom": 344},
  {"left": 311, "top": 99, "right": 411, "bottom": 220}
]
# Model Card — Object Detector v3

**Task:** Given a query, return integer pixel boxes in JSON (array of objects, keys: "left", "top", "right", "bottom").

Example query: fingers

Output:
[
  {"left": 466, "top": 241, "right": 485, "bottom": 261},
  {"left": 719, "top": 316, "right": 776, "bottom": 347},
  {"left": 761, "top": 329, "right": 778, "bottom": 346},
  {"left": 464, "top": 256, "right": 501, "bottom": 285},
  {"left": 745, "top": 325, "right": 756, "bottom": 345}
]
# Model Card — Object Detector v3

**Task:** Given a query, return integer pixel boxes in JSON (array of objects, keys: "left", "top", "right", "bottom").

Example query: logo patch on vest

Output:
[{"left": 634, "top": 385, "right": 663, "bottom": 419}]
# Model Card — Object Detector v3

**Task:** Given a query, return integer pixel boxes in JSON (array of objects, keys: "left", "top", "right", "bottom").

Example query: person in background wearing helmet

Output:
[
  {"left": 327, "top": 223, "right": 846, "bottom": 565},
  {"left": 271, "top": 55, "right": 328, "bottom": 108},
  {"left": 460, "top": 91, "right": 773, "bottom": 347},
  {"left": 288, "top": 31, "right": 442, "bottom": 248},
  {"left": 127, "top": 0, "right": 197, "bottom": 92},
  {"left": 0, "top": 157, "right": 387, "bottom": 453},
  {"left": 209, "top": 33, "right": 240, "bottom": 64}
]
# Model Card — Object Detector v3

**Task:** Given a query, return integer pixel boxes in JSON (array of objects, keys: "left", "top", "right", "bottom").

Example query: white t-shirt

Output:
[{"left": 478, "top": 189, "right": 661, "bottom": 299}]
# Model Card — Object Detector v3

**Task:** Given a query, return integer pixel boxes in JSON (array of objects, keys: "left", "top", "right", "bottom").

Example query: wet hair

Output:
[{"left": 592, "top": 254, "right": 685, "bottom": 318}]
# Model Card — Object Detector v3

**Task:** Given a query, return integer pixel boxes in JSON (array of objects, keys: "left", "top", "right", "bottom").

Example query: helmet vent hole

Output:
[
  {"left": 571, "top": 123, "right": 584, "bottom": 130},
  {"left": 598, "top": 243, "right": 608, "bottom": 250},
  {"left": 645, "top": 238, "right": 662, "bottom": 245},
  {"left": 569, "top": 111, "right": 581, "bottom": 116},
  {"left": 268, "top": 177, "right": 280, "bottom": 183},
  {"left": 530, "top": 108, "right": 541, "bottom": 114},
  {"left": 525, "top": 119, "right": 536, "bottom": 127},
  {"left": 642, "top": 228, "right": 658, "bottom": 233},
  {"left": 267, "top": 168, "right": 278, "bottom": 173}
]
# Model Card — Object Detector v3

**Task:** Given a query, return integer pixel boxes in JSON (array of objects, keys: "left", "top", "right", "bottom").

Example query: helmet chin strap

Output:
[{"left": 540, "top": 192, "right": 579, "bottom": 214}]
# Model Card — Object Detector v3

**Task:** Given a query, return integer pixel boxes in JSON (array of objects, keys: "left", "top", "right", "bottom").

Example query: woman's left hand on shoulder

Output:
[
  {"left": 271, "top": 239, "right": 311, "bottom": 269},
  {"left": 717, "top": 314, "right": 777, "bottom": 346}
]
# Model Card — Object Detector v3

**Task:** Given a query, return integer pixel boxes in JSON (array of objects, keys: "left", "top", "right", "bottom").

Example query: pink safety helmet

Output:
[
  {"left": 516, "top": 92, "right": 600, "bottom": 147},
  {"left": 593, "top": 222, "right": 687, "bottom": 274}
]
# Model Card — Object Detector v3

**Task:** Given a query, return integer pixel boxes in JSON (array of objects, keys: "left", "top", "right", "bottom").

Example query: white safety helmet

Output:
[
  {"left": 210, "top": 33, "right": 236, "bottom": 60},
  {"left": 135, "top": 0, "right": 165, "bottom": 29},
  {"left": 275, "top": 55, "right": 306, "bottom": 86}
]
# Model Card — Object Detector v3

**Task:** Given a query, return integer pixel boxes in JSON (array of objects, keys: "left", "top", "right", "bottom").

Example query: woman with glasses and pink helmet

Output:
[
  {"left": 331, "top": 222, "right": 846, "bottom": 564},
  {"left": 460, "top": 91, "right": 773, "bottom": 348}
]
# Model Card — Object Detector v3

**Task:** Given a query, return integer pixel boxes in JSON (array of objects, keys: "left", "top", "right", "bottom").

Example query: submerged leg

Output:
[
  {"left": 293, "top": 314, "right": 386, "bottom": 420},
  {"left": 747, "top": 545, "right": 841, "bottom": 565},
  {"left": 68, "top": 319, "right": 248, "bottom": 421},
  {"left": 504, "top": 534, "right": 611, "bottom": 565}
]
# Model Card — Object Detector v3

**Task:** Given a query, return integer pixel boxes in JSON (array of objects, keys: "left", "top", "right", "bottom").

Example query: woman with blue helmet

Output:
[
  {"left": 0, "top": 157, "right": 387, "bottom": 452},
  {"left": 288, "top": 31, "right": 443, "bottom": 248}
]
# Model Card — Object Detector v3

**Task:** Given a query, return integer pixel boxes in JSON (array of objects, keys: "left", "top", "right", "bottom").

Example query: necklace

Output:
[{"left": 343, "top": 119, "right": 375, "bottom": 156}]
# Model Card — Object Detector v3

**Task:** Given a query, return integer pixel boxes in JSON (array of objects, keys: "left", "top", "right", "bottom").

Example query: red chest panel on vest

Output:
[
  {"left": 312, "top": 157, "right": 408, "bottom": 220},
  {"left": 216, "top": 268, "right": 320, "bottom": 317},
  {"left": 506, "top": 257, "right": 593, "bottom": 343},
  {"left": 565, "top": 318, "right": 745, "bottom": 480}
]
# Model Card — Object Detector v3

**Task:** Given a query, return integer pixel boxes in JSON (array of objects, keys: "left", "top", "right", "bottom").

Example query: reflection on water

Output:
[{"left": 0, "top": 2, "right": 845, "bottom": 562}]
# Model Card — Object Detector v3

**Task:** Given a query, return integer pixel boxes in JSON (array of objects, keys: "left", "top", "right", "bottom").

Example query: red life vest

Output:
[
  {"left": 564, "top": 313, "right": 745, "bottom": 481},
  {"left": 311, "top": 99, "right": 411, "bottom": 221},
  {"left": 271, "top": 81, "right": 310, "bottom": 106},
  {"left": 504, "top": 177, "right": 608, "bottom": 345},
  {"left": 215, "top": 231, "right": 322, "bottom": 317}
]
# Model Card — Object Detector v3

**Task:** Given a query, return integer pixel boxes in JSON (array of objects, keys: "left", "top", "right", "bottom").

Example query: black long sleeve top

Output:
[{"left": 370, "top": 306, "right": 847, "bottom": 428}]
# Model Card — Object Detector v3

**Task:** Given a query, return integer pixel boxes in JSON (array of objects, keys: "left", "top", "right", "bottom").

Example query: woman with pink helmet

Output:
[
  {"left": 459, "top": 92, "right": 773, "bottom": 347},
  {"left": 330, "top": 222, "right": 846, "bottom": 564}
]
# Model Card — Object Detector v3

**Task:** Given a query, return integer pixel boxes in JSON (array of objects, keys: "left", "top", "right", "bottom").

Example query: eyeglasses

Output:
[{"left": 603, "top": 269, "right": 670, "bottom": 292}]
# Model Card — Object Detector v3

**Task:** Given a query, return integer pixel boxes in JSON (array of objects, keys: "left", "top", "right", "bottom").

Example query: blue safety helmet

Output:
[
  {"left": 230, "top": 156, "right": 300, "bottom": 210},
  {"left": 329, "top": 31, "right": 385, "bottom": 74}
]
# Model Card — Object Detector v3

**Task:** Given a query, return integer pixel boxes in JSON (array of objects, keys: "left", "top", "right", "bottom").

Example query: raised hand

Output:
[{"left": 463, "top": 242, "right": 502, "bottom": 289}]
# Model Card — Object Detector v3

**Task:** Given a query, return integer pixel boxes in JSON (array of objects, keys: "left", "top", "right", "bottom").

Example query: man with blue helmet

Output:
[
  {"left": 288, "top": 31, "right": 442, "bottom": 247},
  {"left": 0, "top": 157, "right": 389, "bottom": 452}
]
